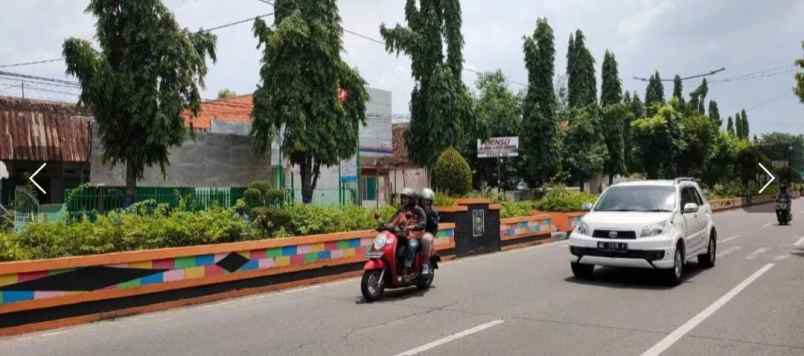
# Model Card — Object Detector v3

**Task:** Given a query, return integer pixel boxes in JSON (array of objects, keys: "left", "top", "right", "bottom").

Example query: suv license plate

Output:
[{"left": 598, "top": 242, "right": 628, "bottom": 251}]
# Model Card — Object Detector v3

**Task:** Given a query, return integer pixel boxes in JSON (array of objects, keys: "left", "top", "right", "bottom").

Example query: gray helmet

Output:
[
  {"left": 420, "top": 188, "right": 435, "bottom": 201},
  {"left": 401, "top": 187, "right": 415, "bottom": 198}
]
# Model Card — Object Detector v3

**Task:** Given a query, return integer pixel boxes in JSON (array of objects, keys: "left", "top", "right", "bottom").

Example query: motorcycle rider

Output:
[
  {"left": 776, "top": 184, "right": 792, "bottom": 223},
  {"left": 387, "top": 188, "right": 427, "bottom": 279},
  {"left": 420, "top": 188, "right": 438, "bottom": 275}
]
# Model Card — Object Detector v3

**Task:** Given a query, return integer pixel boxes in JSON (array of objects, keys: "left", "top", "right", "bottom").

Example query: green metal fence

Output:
[{"left": 65, "top": 186, "right": 247, "bottom": 214}]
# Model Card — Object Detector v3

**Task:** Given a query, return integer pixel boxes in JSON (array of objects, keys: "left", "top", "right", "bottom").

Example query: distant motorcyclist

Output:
[
  {"left": 387, "top": 188, "right": 426, "bottom": 277},
  {"left": 420, "top": 188, "right": 439, "bottom": 275},
  {"left": 776, "top": 184, "right": 792, "bottom": 224}
]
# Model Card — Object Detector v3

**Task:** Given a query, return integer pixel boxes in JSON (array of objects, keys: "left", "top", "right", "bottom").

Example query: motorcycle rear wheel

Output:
[{"left": 416, "top": 269, "right": 434, "bottom": 290}]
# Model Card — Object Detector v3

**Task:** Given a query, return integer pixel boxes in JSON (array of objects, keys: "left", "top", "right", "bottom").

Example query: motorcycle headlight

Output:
[
  {"left": 640, "top": 221, "right": 669, "bottom": 238},
  {"left": 575, "top": 221, "right": 591, "bottom": 236},
  {"left": 372, "top": 233, "right": 387, "bottom": 250}
]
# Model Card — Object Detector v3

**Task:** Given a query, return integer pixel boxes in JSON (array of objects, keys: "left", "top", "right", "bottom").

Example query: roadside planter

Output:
[
  {"left": 438, "top": 198, "right": 501, "bottom": 257},
  {"left": 537, "top": 211, "right": 586, "bottom": 233},
  {"left": 499, "top": 214, "right": 553, "bottom": 250},
  {"left": 0, "top": 224, "right": 456, "bottom": 315}
]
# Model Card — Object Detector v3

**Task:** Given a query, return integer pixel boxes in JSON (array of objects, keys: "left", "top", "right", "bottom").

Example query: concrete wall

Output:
[{"left": 90, "top": 132, "right": 273, "bottom": 187}]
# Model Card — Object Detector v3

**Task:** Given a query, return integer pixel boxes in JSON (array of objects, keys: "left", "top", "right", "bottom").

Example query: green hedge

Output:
[
  {"left": 534, "top": 188, "right": 597, "bottom": 212},
  {"left": 0, "top": 203, "right": 399, "bottom": 262}
]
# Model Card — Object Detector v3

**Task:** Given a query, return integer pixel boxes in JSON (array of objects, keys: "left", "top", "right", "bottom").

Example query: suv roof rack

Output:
[{"left": 674, "top": 177, "right": 696, "bottom": 184}]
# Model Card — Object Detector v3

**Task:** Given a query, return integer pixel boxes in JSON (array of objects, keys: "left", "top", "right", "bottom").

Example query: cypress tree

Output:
[
  {"left": 600, "top": 50, "right": 622, "bottom": 106},
  {"left": 522, "top": 18, "right": 560, "bottom": 186},
  {"left": 727, "top": 116, "right": 735, "bottom": 136},
  {"left": 645, "top": 71, "right": 664, "bottom": 115},
  {"left": 708, "top": 100, "right": 721, "bottom": 127},
  {"left": 567, "top": 30, "right": 597, "bottom": 107},
  {"left": 672, "top": 74, "right": 684, "bottom": 106},
  {"left": 741, "top": 110, "right": 750, "bottom": 138}
]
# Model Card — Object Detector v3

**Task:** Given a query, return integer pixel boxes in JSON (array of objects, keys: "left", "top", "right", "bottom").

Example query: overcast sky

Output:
[{"left": 1, "top": 0, "right": 802, "bottom": 135}]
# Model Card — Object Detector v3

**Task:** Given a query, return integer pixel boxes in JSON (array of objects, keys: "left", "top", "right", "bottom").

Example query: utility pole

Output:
[{"left": 21, "top": 81, "right": 25, "bottom": 98}]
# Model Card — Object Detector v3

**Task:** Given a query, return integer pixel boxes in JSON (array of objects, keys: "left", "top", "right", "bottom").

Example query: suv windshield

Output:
[{"left": 594, "top": 186, "right": 676, "bottom": 212}]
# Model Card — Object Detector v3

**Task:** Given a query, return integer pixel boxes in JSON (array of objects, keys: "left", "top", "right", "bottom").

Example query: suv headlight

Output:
[
  {"left": 640, "top": 221, "right": 670, "bottom": 238},
  {"left": 575, "top": 221, "right": 591, "bottom": 236},
  {"left": 372, "top": 233, "right": 388, "bottom": 250}
]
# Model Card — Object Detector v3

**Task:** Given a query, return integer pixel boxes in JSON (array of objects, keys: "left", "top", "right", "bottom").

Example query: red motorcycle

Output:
[{"left": 361, "top": 221, "right": 440, "bottom": 301}]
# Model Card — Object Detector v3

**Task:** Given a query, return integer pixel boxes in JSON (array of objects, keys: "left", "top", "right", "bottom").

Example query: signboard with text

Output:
[{"left": 477, "top": 137, "right": 519, "bottom": 158}]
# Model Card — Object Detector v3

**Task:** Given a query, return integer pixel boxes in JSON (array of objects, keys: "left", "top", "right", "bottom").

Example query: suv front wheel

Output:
[
  {"left": 571, "top": 262, "right": 595, "bottom": 279},
  {"left": 664, "top": 243, "right": 684, "bottom": 286}
]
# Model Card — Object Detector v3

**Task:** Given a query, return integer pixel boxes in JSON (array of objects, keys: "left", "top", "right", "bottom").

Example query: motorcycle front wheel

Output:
[{"left": 361, "top": 270, "right": 385, "bottom": 302}]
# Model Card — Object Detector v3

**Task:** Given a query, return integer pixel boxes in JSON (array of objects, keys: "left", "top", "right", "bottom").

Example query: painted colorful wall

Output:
[
  {"left": 0, "top": 224, "right": 456, "bottom": 314},
  {"left": 500, "top": 215, "right": 553, "bottom": 241}
]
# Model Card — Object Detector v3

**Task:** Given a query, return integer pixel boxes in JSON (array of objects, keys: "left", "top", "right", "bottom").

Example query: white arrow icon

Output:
[
  {"left": 758, "top": 162, "right": 775, "bottom": 194},
  {"left": 29, "top": 163, "right": 47, "bottom": 195}
]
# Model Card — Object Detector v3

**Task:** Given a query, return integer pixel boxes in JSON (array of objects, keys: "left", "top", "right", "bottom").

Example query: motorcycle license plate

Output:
[{"left": 598, "top": 242, "right": 628, "bottom": 251}]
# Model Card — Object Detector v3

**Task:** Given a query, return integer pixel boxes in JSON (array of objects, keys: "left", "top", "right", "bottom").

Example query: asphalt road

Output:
[{"left": 3, "top": 199, "right": 804, "bottom": 356}]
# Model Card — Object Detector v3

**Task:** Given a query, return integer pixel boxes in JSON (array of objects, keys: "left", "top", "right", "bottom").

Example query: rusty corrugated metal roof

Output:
[{"left": 0, "top": 97, "right": 92, "bottom": 162}]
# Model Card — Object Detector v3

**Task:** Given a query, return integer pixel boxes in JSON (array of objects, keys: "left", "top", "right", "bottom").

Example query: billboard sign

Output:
[{"left": 477, "top": 137, "right": 519, "bottom": 158}]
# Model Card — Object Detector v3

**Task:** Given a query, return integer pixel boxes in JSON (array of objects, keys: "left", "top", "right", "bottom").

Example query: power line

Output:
[
  {"left": 0, "top": 70, "right": 80, "bottom": 87},
  {"left": 0, "top": 58, "right": 63, "bottom": 68},
  {"left": 710, "top": 66, "right": 796, "bottom": 85},
  {"left": 0, "top": 76, "right": 82, "bottom": 90},
  {"left": 204, "top": 13, "right": 274, "bottom": 32},
  {"left": 633, "top": 67, "right": 726, "bottom": 82},
  {"left": 254, "top": 0, "right": 527, "bottom": 88}
]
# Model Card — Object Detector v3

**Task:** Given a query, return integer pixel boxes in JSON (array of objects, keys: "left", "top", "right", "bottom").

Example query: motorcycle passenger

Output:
[
  {"left": 420, "top": 188, "right": 438, "bottom": 275},
  {"left": 388, "top": 188, "right": 426, "bottom": 276}
]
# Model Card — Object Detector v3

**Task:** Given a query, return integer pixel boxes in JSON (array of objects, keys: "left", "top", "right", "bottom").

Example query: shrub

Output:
[
  {"left": 244, "top": 180, "right": 287, "bottom": 209},
  {"left": 432, "top": 147, "right": 472, "bottom": 196},
  {"left": 434, "top": 192, "right": 456, "bottom": 207},
  {"left": 500, "top": 201, "right": 537, "bottom": 218},
  {"left": 534, "top": 187, "right": 597, "bottom": 212}
]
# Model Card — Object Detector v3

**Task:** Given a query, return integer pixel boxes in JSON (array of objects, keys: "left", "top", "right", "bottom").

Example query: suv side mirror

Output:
[
  {"left": 683, "top": 202, "right": 699, "bottom": 214},
  {"left": 581, "top": 202, "right": 593, "bottom": 211}
]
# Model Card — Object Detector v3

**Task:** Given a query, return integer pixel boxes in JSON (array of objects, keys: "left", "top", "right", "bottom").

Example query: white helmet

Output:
[{"left": 420, "top": 188, "right": 435, "bottom": 201}]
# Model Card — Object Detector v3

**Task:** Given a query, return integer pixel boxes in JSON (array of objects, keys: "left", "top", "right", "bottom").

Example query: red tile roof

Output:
[{"left": 182, "top": 95, "right": 253, "bottom": 131}]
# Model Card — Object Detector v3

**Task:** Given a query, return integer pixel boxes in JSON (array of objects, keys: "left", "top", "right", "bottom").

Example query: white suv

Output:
[{"left": 568, "top": 179, "right": 717, "bottom": 285}]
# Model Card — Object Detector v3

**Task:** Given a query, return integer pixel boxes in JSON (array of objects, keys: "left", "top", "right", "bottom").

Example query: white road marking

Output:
[
  {"left": 762, "top": 222, "right": 773, "bottom": 228},
  {"left": 719, "top": 235, "right": 741, "bottom": 244},
  {"left": 716, "top": 246, "right": 742, "bottom": 258},
  {"left": 393, "top": 319, "right": 504, "bottom": 356},
  {"left": 746, "top": 247, "right": 769, "bottom": 260},
  {"left": 640, "top": 263, "right": 775, "bottom": 356},
  {"left": 794, "top": 237, "right": 804, "bottom": 247},
  {"left": 773, "top": 254, "right": 790, "bottom": 261}
]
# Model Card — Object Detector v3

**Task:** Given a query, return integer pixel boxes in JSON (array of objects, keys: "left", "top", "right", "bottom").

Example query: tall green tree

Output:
[
  {"left": 600, "top": 50, "right": 622, "bottom": 106},
  {"left": 741, "top": 109, "right": 750, "bottom": 139},
  {"left": 561, "top": 108, "right": 607, "bottom": 190},
  {"left": 644, "top": 71, "right": 665, "bottom": 116},
  {"left": 796, "top": 42, "right": 804, "bottom": 102},
  {"left": 630, "top": 91, "right": 645, "bottom": 118},
  {"left": 521, "top": 18, "right": 560, "bottom": 186},
  {"left": 567, "top": 30, "right": 597, "bottom": 108},
  {"left": 251, "top": 0, "right": 369, "bottom": 203},
  {"left": 688, "top": 79, "right": 708, "bottom": 114},
  {"left": 726, "top": 116, "right": 735, "bottom": 136},
  {"left": 672, "top": 74, "right": 684, "bottom": 105},
  {"left": 708, "top": 100, "right": 721, "bottom": 127},
  {"left": 631, "top": 102, "right": 685, "bottom": 178},
  {"left": 677, "top": 112, "right": 718, "bottom": 177},
  {"left": 381, "top": 0, "right": 473, "bottom": 168},
  {"left": 601, "top": 104, "right": 629, "bottom": 183},
  {"left": 734, "top": 113, "right": 744, "bottom": 138},
  {"left": 471, "top": 70, "right": 522, "bottom": 189},
  {"left": 63, "top": 0, "right": 217, "bottom": 205}
]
